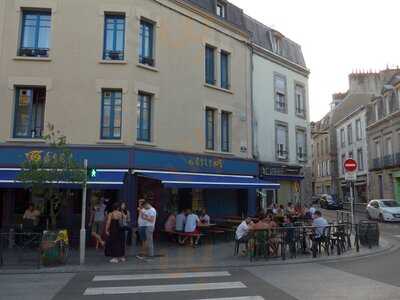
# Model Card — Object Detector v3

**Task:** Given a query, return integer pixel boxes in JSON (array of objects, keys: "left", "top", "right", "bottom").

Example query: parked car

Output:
[
  {"left": 311, "top": 195, "right": 321, "bottom": 205},
  {"left": 366, "top": 199, "right": 400, "bottom": 222},
  {"left": 320, "top": 194, "right": 343, "bottom": 210}
]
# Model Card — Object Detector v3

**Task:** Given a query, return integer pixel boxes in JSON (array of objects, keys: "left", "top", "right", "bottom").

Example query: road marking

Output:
[
  {"left": 195, "top": 297, "right": 265, "bottom": 300},
  {"left": 84, "top": 282, "right": 246, "bottom": 295},
  {"left": 393, "top": 235, "right": 400, "bottom": 238},
  {"left": 93, "top": 271, "right": 231, "bottom": 282}
]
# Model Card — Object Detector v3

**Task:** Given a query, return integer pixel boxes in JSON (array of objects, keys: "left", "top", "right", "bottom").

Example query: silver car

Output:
[{"left": 366, "top": 199, "right": 400, "bottom": 222}]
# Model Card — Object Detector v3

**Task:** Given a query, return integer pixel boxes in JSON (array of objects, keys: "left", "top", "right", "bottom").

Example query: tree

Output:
[{"left": 18, "top": 124, "right": 86, "bottom": 229}]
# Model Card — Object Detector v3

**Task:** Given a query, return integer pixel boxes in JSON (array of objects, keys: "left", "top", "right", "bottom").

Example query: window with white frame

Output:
[
  {"left": 375, "top": 140, "right": 381, "bottom": 158},
  {"left": 216, "top": 1, "right": 226, "bottom": 18},
  {"left": 357, "top": 148, "right": 364, "bottom": 171},
  {"left": 274, "top": 74, "right": 287, "bottom": 113},
  {"left": 327, "top": 160, "right": 331, "bottom": 176},
  {"left": 340, "top": 128, "right": 345, "bottom": 148},
  {"left": 356, "top": 119, "right": 362, "bottom": 140},
  {"left": 295, "top": 84, "right": 306, "bottom": 117},
  {"left": 386, "top": 137, "right": 393, "bottom": 155},
  {"left": 347, "top": 124, "right": 353, "bottom": 145},
  {"left": 276, "top": 123, "right": 288, "bottom": 160},
  {"left": 296, "top": 128, "right": 307, "bottom": 162}
]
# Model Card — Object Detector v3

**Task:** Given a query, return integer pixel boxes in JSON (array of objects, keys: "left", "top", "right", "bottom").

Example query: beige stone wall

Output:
[{"left": 0, "top": 0, "right": 251, "bottom": 158}]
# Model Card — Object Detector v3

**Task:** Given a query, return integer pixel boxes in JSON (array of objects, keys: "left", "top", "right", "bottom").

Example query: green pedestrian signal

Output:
[{"left": 87, "top": 168, "right": 97, "bottom": 178}]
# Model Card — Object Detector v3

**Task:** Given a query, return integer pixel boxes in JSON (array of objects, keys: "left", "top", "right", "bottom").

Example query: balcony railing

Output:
[
  {"left": 18, "top": 47, "right": 49, "bottom": 57},
  {"left": 372, "top": 158, "right": 382, "bottom": 170},
  {"left": 371, "top": 153, "right": 400, "bottom": 170},
  {"left": 383, "top": 154, "right": 394, "bottom": 168},
  {"left": 103, "top": 50, "right": 124, "bottom": 61}
]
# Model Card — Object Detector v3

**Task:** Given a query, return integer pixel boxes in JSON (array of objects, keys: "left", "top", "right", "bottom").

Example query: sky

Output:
[{"left": 229, "top": 0, "right": 400, "bottom": 121}]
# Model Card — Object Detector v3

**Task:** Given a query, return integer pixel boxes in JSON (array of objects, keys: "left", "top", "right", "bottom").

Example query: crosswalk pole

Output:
[{"left": 80, "top": 159, "right": 88, "bottom": 265}]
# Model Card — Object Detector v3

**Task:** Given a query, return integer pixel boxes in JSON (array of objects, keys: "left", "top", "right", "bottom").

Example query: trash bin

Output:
[
  {"left": 40, "top": 230, "right": 69, "bottom": 266},
  {"left": 358, "top": 221, "right": 379, "bottom": 247}
]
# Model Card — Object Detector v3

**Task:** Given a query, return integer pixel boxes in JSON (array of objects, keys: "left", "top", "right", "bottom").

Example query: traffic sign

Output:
[
  {"left": 344, "top": 159, "right": 357, "bottom": 172},
  {"left": 345, "top": 172, "right": 357, "bottom": 181}
]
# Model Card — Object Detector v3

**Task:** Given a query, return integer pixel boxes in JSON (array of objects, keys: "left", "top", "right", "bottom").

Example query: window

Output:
[
  {"left": 205, "top": 46, "right": 215, "bottom": 85},
  {"left": 347, "top": 124, "right": 353, "bottom": 145},
  {"left": 221, "top": 111, "right": 230, "bottom": 152},
  {"left": 317, "top": 142, "right": 320, "bottom": 157},
  {"left": 374, "top": 102, "right": 379, "bottom": 121},
  {"left": 375, "top": 140, "right": 381, "bottom": 158},
  {"left": 348, "top": 151, "right": 353, "bottom": 159},
  {"left": 295, "top": 84, "right": 306, "bottom": 117},
  {"left": 276, "top": 123, "right": 288, "bottom": 160},
  {"left": 317, "top": 163, "right": 320, "bottom": 177},
  {"left": 19, "top": 10, "right": 51, "bottom": 57},
  {"left": 103, "top": 14, "right": 125, "bottom": 60},
  {"left": 386, "top": 137, "right": 393, "bottom": 155},
  {"left": 273, "top": 35, "right": 282, "bottom": 54},
  {"left": 216, "top": 1, "right": 226, "bottom": 18},
  {"left": 137, "top": 93, "right": 152, "bottom": 142},
  {"left": 340, "top": 128, "right": 345, "bottom": 148},
  {"left": 101, "top": 90, "right": 122, "bottom": 139},
  {"left": 14, "top": 87, "right": 46, "bottom": 138},
  {"left": 356, "top": 119, "right": 362, "bottom": 140},
  {"left": 325, "top": 137, "right": 329, "bottom": 154},
  {"left": 296, "top": 129, "right": 307, "bottom": 162},
  {"left": 357, "top": 149, "right": 364, "bottom": 171},
  {"left": 139, "top": 20, "right": 154, "bottom": 66},
  {"left": 220, "top": 51, "right": 230, "bottom": 90},
  {"left": 274, "top": 74, "right": 287, "bottom": 113},
  {"left": 341, "top": 154, "right": 346, "bottom": 175},
  {"left": 322, "top": 161, "right": 326, "bottom": 177},
  {"left": 205, "top": 108, "right": 215, "bottom": 150},
  {"left": 327, "top": 160, "right": 331, "bottom": 176}
]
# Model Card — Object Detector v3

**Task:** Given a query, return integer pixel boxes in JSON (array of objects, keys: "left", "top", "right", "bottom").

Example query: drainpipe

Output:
[{"left": 248, "top": 43, "right": 257, "bottom": 160}]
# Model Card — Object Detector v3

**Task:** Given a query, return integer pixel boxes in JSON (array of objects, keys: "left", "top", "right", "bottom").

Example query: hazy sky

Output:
[{"left": 229, "top": 0, "right": 400, "bottom": 121}]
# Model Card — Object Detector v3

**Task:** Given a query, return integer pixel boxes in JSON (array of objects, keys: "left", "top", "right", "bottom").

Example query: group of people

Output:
[
  {"left": 89, "top": 198, "right": 157, "bottom": 263},
  {"left": 235, "top": 202, "right": 328, "bottom": 255},
  {"left": 164, "top": 209, "right": 210, "bottom": 246}
]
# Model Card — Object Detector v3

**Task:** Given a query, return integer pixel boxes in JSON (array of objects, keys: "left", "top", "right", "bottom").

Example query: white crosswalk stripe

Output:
[
  {"left": 92, "top": 271, "right": 231, "bottom": 282},
  {"left": 84, "top": 282, "right": 246, "bottom": 295},
  {"left": 83, "top": 270, "right": 265, "bottom": 299}
]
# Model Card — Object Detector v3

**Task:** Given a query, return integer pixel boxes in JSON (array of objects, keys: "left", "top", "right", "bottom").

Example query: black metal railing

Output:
[
  {"left": 18, "top": 47, "right": 49, "bottom": 57},
  {"left": 372, "top": 157, "right": 382, "bottom": 169},
  {"left": 0, "top": 231, "right": 42, "bottom": 268},
  {"left": 139, "top": 56, "right": 154, "bottom": 66},
  {"left": 103, "top": 50, "right": 124, "bottom": 61},
  {"left": 383, "top": 154, "right": 394, "bottom": 168}
]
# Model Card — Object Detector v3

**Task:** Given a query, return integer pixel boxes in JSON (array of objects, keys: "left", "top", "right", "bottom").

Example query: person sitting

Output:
[
  {"left": 175, "top": 209, "right": 187, "bottom": 244},
  {"left": 164, "top": 212, "right": 176, "bottom": 233},
  {"left": 251, "top": 217, "right": 269, "bottom": 230},
  {"left": 285, "top": 202, "right": 295, "bottom": 215},
  {"left": 312, "top": 211, "right": 328, "bottom": 239},
  {"left": 23, "top": 204, "right": 41, "bottom": 230},
  {"left": 199, "top": 209, "right": 210, "bottom": 225},
  {"left": 182, "top": 209, "right": 200, "bottom": 246},
  {"left": 235, "top": 217, "right": 253, "bottom": 255}
]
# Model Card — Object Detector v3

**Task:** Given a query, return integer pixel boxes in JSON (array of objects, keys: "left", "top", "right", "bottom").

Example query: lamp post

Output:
[{"left": 80, "top": 159, "right": 88, "bottom": 265}]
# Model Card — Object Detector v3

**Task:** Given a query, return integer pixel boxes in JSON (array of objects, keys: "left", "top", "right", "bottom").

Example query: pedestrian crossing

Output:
[{"left": 82, "top": 270, "right": 266, "bottom": 299}]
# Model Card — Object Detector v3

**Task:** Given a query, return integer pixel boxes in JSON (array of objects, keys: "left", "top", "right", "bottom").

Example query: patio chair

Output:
[{"left": 234, "top": 236, "right": 249, "bottom": 256}]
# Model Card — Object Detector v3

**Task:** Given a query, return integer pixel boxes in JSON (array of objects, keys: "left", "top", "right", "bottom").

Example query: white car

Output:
[{"left": 366, "top": 199, "right": 400, "bottom": 222}]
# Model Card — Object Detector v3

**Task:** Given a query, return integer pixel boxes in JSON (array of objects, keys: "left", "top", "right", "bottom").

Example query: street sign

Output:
[
  {"left": 87, "top": 168, "right": 97, "bottom": 178},
  {"left": 344, "top": 159, "right": 357, "bottom": 172},
  {"left": 345, "top": 172, "right": 357, "bottom": 181}
]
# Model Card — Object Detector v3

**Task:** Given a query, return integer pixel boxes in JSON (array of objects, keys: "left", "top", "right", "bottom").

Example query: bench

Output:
[{"left": 161, "top": 230, "right": 204, "bottom": 243}]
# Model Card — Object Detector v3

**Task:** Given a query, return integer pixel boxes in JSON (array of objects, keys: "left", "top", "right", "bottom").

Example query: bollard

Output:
[{"left": 9, "top": 228, "right": 15, "bottom": 249}]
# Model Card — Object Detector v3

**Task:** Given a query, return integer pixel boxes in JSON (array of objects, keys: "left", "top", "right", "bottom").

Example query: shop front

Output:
[
  {"left": 259, "top": 163, "right": 304, "bottom": 209},
  {"left": 0, "top": 145, "right": 130, "bottom": 234},
  {"left": 130, "top": 149, "right": 280, "bottom": 227}
]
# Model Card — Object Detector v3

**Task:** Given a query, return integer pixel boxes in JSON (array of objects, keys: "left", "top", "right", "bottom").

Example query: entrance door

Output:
[{"left": 178, "top": 189, "right": 192, "bottom": 211}]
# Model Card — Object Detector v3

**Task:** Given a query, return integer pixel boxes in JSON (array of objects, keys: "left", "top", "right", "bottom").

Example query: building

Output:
[
  {"left": 311, "top": 69, "right": 400, "bottom": 204},
  {"left": 335, "top": 105, "right": 368, "bottom": 203},
  {"left": 367, "top": 71, "right": 400, "bottom": 201},
  {"left": 245, "top": 16, "right": 310, "bottom": 207},
  {"left": 311, "top": 114, "right": 332, "bottom": 196},
  {"left": 0, "top": 0, "right": 308, "bottom": 232}
]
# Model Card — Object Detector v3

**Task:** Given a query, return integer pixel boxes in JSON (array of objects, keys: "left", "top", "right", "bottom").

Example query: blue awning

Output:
[
  {"left": 0, "top": 169, "right": 127, "bottom": 190},
  {"left": 136, "top": 171, "right": 280, "bottom": 190}
]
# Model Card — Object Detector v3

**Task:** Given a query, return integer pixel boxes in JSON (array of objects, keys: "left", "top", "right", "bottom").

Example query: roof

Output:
[
  {"left": 182, "top": 0, "right": 246, "bottom": 30},
  {"left": 331, "top": 93, "right": 374, "bottom": 126},
  {"left": 244, "top": 15, "right": 306, "bottom": 67},
  {"left": 181, "top": 0, "right": 306, "bottom": 68}
]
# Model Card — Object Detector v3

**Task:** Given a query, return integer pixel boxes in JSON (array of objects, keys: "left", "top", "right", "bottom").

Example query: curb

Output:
[{"left": 0, "top": 238, "right": 395, "bottom": 275}]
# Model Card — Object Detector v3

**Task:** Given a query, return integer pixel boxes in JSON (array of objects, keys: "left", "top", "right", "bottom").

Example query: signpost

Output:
[
  {"left": 80, "top": 159, "right": 88, "bottom": 265},
  {"left": 344, "top": 159, "right": 357, "bottom": 226}
]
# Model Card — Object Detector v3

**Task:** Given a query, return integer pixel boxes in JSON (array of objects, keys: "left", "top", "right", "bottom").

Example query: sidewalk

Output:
[{"left": 0, "top": 235, "right": 393, "bottom": 274}]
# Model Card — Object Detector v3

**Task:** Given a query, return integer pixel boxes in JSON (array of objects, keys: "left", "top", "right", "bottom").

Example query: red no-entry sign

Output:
[{"left": 344, "top": 159, "right": 357, "bottom": 172}]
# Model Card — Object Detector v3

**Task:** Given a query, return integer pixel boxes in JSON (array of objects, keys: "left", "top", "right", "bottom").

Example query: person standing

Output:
[
  {"left": 182, "top": 209, "right": 200, "bottom": 246},
  {"left": 104, "top": 202, "right": 125, "bottom": 263},
  {"left": 137, "top": 201, "right": 157, "bottom": 259},
  {"left": 23, "top": 203, "right": 41, "bottom": 228},
  {"left": 199, "top": 209, "right": 210, "bottom": 225},
  {"left": 89, "top": 201, "right": 106, "bottom": 249},
  {"left": 175, "top": 209, "right": 187, "bottom": 244},
  {"left": 120, "top": 202, "right": 132, "bottom": 246}
]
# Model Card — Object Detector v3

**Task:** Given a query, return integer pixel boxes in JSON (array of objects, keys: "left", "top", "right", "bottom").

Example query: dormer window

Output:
[
  {"left": 269, "top": 30, "right": 283, "bottom": 55},
  {"left": 216, "top": 1, "right": 226, "bottom": 19}
]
